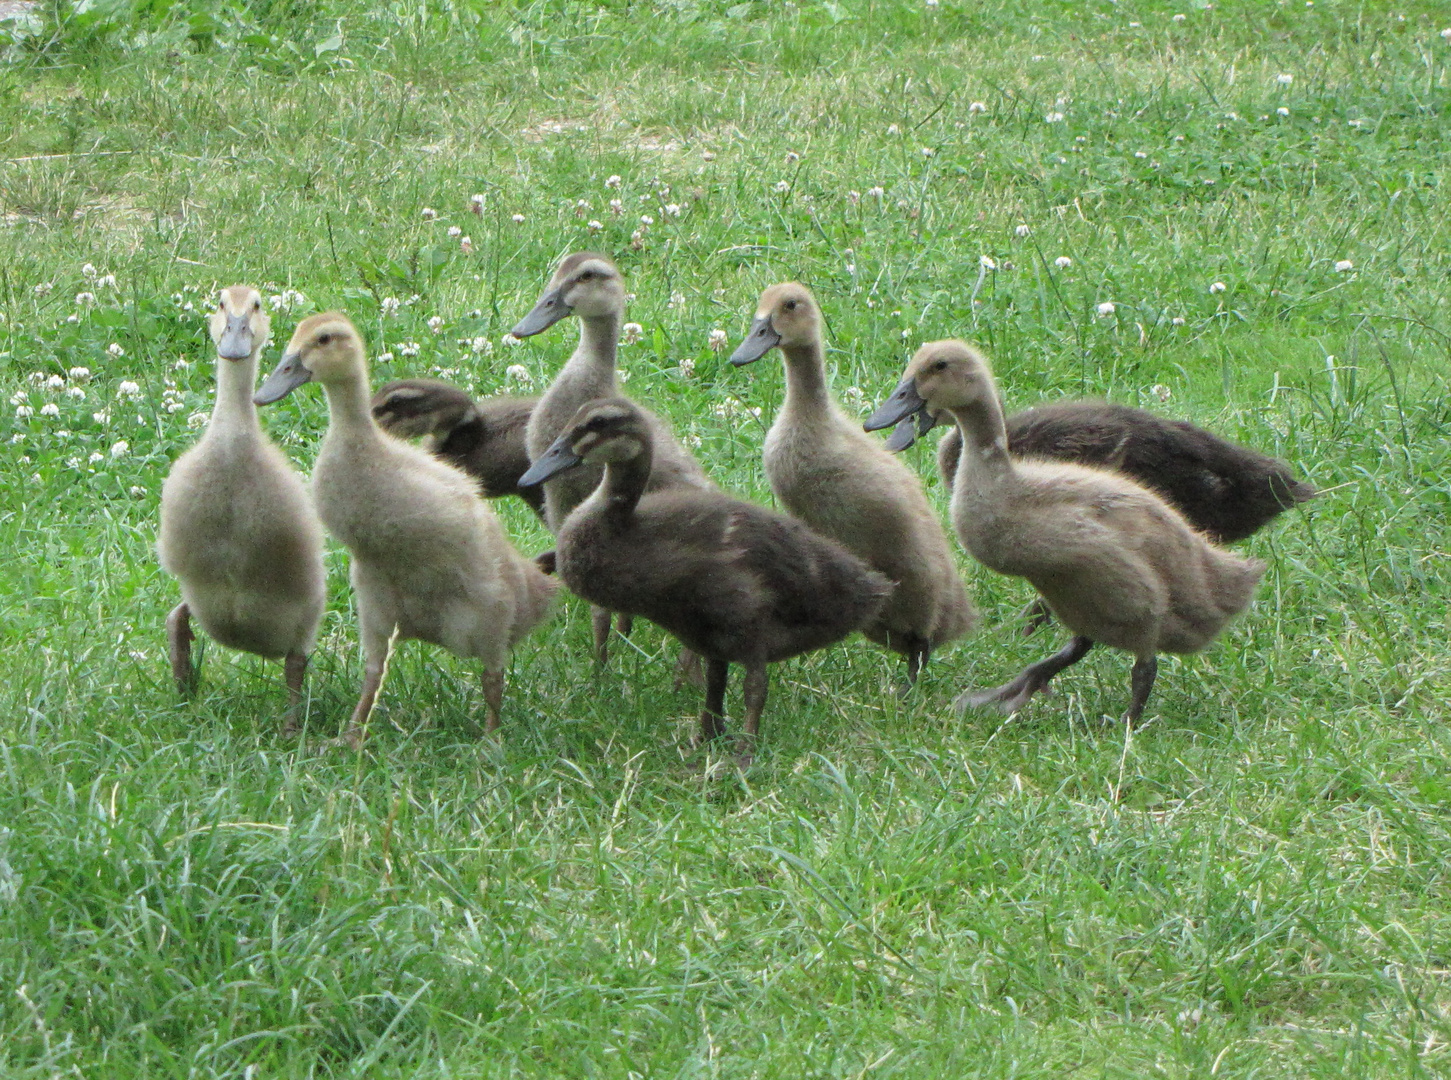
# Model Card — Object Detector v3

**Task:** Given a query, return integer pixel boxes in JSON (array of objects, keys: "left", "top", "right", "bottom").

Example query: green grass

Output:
[{"left": 2, "top": 0, "right": 1451, "bottom": 1075}]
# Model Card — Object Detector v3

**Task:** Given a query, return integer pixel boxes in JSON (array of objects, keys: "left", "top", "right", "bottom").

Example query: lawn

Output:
[{"left": 2, "top": 0, "right": 1450, "bottom": 1075}]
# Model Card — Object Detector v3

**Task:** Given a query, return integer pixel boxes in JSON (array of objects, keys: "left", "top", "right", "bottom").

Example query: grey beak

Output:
[
  {"left": 863, "top": 377, "right": 927, "bottom": 432},
  {"left": 216, "top": 313, "right": 255, "bottom": 361},
  {"left": 728, "top": 316, "right": 781, "bottom": 366},
  {"left": 882, "top": 408, "right": 941, "bottom": 451},
  {"left": 518, "top": 434, "right": 583, "bottom": 487},
  {"left": 253, "top": 352, "right": 313, "bottom": 405},
  {"left": 511, "top": 287, "right": 570, "bottom": 338}
]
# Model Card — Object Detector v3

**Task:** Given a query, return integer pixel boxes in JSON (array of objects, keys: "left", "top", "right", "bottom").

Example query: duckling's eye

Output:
[
  {"left": 785, "top": 300, "right": 798, "bottom": 311},
  {"left": 577, "top": 270, "right": 595, "bottom": 281},
  {"left": 253, "top": 300, "right": 261, "bottom": 311},
  {"left": 932, "top": 360, "right": 948, "bottom": 371},
  {"left": 317, "top": 333, "right": 332, "bottom": 346}
]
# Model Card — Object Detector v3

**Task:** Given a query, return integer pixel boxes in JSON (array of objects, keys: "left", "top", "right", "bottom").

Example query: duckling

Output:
[
  {"left": 157, "top": 285, "right": 326, "bottom": 730},
  {"left": 512, "top": 251, "right": 714, "bottom": 665},
  {"left": 891, "top": 401, "right": 1315, "bottom": 545},
  {"left": 520, "top": 398, "right": 892, "bottom": 762},
  {"left": 370, "top": 378, "right": 545, "bottom": 519},
  {"left": 254, "top": 314, "right": 558, "bottom": 747},
  {"left": 865, "top": 341, "right": 1265, "bottom": 724},
  {"left": 730, "top": 283, "right": 975, "bottom": 682}
]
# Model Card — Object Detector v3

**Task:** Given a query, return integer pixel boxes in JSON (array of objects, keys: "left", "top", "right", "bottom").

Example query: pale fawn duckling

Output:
[
  {"left": 254, "top": 314, "right": 558, "bottom": 747},
  {"left": 730, "top": 283, "right": 975, "bottom": 683},
  {"left": 866, "top": 341, "right": 1265, "bottom": 724},
  {"left": 158, "top": 286, "right": 326, "bottom": 731}
]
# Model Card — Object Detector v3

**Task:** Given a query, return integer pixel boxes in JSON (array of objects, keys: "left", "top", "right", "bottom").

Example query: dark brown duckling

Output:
[
  {"left": 893, "top": 400, "right": 1315, "bottom": 545},
  {"left": 521, "top": 397, "right": 893, "bottom": 764},
  {"left": 371, "top": 378, "right": 544, "bottom": 519}
]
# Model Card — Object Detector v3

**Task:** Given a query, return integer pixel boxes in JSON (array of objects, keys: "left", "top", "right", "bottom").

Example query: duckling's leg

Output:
[
  {"left": 673, "top": 648, "right": 705, "bottom": 691},
  {"left": 1123, "top": 655, "right": 1158, "bottom": 726},
  {"left": 280, "top": 651, "right": 308, "bottom": 736},
  {"left": 1020, "top": 597, "right": 1054, "bottom": 637},
  {"left": 696, "top": 658, "right": 729, "bottom": 745},
  {"left": 167, "top": 602, "right": 196, "bottom": 697},
  {"left": 591, "top": 605, "right": 613, "bottom": 666},
  {"left": 956, "top": 635, "right": 1093, "bottom": 716},
  {"left": 615, "top": 614, "right": 634, "bottom": 638},
  {"left": 904, "top": 636, "right": 931, "bottom": 686},
  {"left": 481, "top": 669, "right": 505, "bottom": 734},
  {"left": 738, "top": 663, "right": 768, "bottom": 767}
]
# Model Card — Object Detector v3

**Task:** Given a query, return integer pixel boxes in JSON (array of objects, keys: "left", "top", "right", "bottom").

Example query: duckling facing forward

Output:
[
  {"left": 520, "top": 398, "right": 892, "bottom": 762},
  {"left": 731, "top": 284, "right": 975, "bottom": 682},
  {"left": 512, "top": 252, "right": 714, "bottom": 667},
  {"left": 158, "top": 286, "right": 326, "bottom": 730},
  {"left": 370, "top": 378, "right": 544, "bottom": 519},
  {"left": 892, "top": 401, "right": 1315, "bottom": 545},
  {"left": 255, "top": 314, "right": 558, "bottom": 747},
  {"left": 866, "top": 341, "right": 1264, "bottom": 724}
]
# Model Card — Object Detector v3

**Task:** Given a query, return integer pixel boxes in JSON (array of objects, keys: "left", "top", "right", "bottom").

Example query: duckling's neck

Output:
[
  {"left": 946, "top": 399, "right": 1013, "bottom": 480},
  {"left": 570, "top": 312, "right": 621, "bottom": 378},
  {"left": 780, "top": 340, "right": 832, "bottom": 414},
  {"left": 211, "top": 353, "right": 263, "bottom": 434},
  {"left": 600, "top": 449, "right": 651, "bottom": 517},
  {"left": 321, "top": 368, "right": 381, "bottom": 437}
]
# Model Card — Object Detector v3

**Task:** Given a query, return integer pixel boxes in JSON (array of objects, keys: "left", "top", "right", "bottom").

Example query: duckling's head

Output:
[
  {"left": 371, "top": 379, "right": 475, "bottom": 441},
  {"left": 511, "top": 252, "right": 625, "bottom": 337},
  {"left": 863, "top": 340, "right": 995, "bottom": 434},
  {"left": 210, "top": 286, "right": 269, "bottom": 361},
  {"left": 729, "top": 282, "right": 820, "bottom": 366},
  {"left": 254, "top": 312, "right": 364, "bottom": 405},
  {"left": 518, "top": 398, "right": 649, "bottom": 486}
]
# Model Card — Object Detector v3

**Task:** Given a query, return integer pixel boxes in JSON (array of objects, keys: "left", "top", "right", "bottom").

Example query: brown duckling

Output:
[
  {"left": 370, "top": 378, "right": 544, "bottom": 519},
  {"left": 730, "top": 283, "right": 976, "bottom": 682},
  {"left": 866, "top": 341, "right": 1264, "bottom": 724},
  {"left": 520, "top": 398, "right": 892, "bottom": 762}
]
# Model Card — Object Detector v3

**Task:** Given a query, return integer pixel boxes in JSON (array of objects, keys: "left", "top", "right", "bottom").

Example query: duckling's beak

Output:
[
  {"left": 863, "top": 377, "right": 927, "bottom": 432},
  {"left": 216, "top": 312, "right": 255, "bottom": 361},
  {"left": 729, "top": 316, "right": 781, "bottom": 366},
  {"left": 882, "top": 408, "right": 941, "bottom": 451},
  {"left": 518, "top": 436, "right": 583, "bottom": 487},
  {"left": 511, "top": 287, "right": 570, "bottom": 338},
  {"left": 253, "top": 352, "right": 313, "bottom": 405}
]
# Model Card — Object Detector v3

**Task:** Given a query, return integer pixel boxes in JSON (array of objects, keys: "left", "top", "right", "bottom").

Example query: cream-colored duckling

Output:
[
  {"left": 254, "top": 313, "right": 558, "bottom": 746},
  {"left": 730, "top": 283, "right": 976, "bottom": 682},
  {"left": 865, "top": 341, "right": 1265, "bottom": 723},
  {"left": 158, "top": 285, "right": 326, "bottom": 729}
]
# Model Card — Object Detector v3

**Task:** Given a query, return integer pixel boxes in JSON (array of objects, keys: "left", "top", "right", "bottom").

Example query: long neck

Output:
[
  {"left": 600, "top": 446, "right": 651, "bottom": 517},
  {"left": 209, "top": 353, "right": 263, "bottom": 434},
  {"left": 948, "top": 397, "right": 1013, "bottom": 481},
  {"left": 321, "top": 362, "right": 379, "bottom": 438},
  {"left": 780, "top": 339, "right": 832, "bottom": 413},
  {"left": 570, "top": 311, "right": 620, "bottom": 379}
]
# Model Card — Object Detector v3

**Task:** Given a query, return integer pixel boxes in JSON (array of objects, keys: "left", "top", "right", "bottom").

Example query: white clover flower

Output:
[
  {"left": 901, "top": 328, "right": 912, "bottom": 340},
  {"left": 1045, "top": 111, "right": 1065, "bottom": 123},
  {"left": 622, "top": 322, "right": 644, "bottom": 345},
  {"left": 376, "top": 352, "right": 394, "bottom": 363},
  {"left": 129, "top": 485, "right": 147, "bottom": 497},
  {"left": 447, "top": 225, "right": 462, "bottom": 238},
  {"left": 969, "top": 101, "right": 987, "bottom": 114},
  {"left": 501, "top": 333, "right": 522, "bottom": 348},
  {"left": 505, "top": 364, "right": 533, "bottom": 385},
  {"left": 617, "top": 369, "right": 631, "bottom": 384},
  {"left": 1277, "top": 107, "right": 1290, "bottom": 117},
  {"left": 668, "top": 291, "right": 686, "bottom": 309},
  {"left": 664, "top": 203, "right": 681, "bottom": 217},
  {"left": 109, "top": 439, "right": 129, "bottom": 458},
  {"left": 639, "top": 214, "right": 654, "bottom": 226},
  {"left": 920, "top": 147, "right": 935, "bottom": 157},
  {"left": 14, "top": 404, "right": 33, "bottom": 418},
  {"left": 867, "top": 186, "right": 885, "bottom": 199},
  {"left": 9, "top": 433, "right": 23, "bottom": 444},
  {"left": 187, "top": 411, "right": 208, "bottom": 429},
  {"left": 678, "top": 356, "right": 697, "bottom": 378},
  {"left": 107, "top": 343, "right": 125, "bottom": 358},
  {"left": 979, "top": 255, "right": 997, "bottom": 270},
  {"left": 173, "top": 359, "right": 190, "bottom": 371},
  {"left": 1441, "top": 28, "right": 1451, "bottom": 41},
  {"left": 9, "top": 389, "right": 28, "bottom": 404},
  {"left": 925, "top": 0, "right": 939, "bottom": 9},
  {"left": 511, "top": 213, "right": 526, "bottom": 224},
  {"left": 400, "top": 342, "right": 421, "bottom": 357},
  {"left": 887, "top": 123, "right": 901, "bottom": 136},
  {"left": 421, "top": 207, "right": 438, "bottom": 220},
  {"left": 26, "top": 372, "right": 44, "bottom": 385},
  {"left": 46, "top": 374, "right": 65, "bottom": 389},
  {"left": 166, "top": 401, "right": 184, "bottom": 414},
  {"left": 605, "top": 174, "right": 622, "bottom": 189},
  {"left": 1172, "top": 316, "right": 1186, "bottom": 326},
  {"left": 1335, "top": 259, "right": 1354, "bottom": 272},
  {"left": 116, "top": 381, "right": 141, "bottom": 400},
  {"left": 1134, "top": 151, "right": 1148, "bottom": 159},
  {"left": 381, "top": 297, "right": 401, "bottom": 315},
  {"left": 470, "top": 193, "right": 486, "bottom": 212},
  {"left": 1015, "top": 224, "right": 1031, "bottom": 237},
  {"left": 785, "top": 151, "right": 800, "bottom": 163},
  {"left": 92, "top": 409, "right": 111, "bottom": 423},
  {"left": 773, "top": 180, "right": 790, "bottom": 193},
  {"left": 1172, "top": 13, "right": 1185, "bottom": 22},
  {"left": 587, "top": 220, "right": 603, "bottom": 233},
  {"left": 34, "top": 282, "right": 53, "bottom": 296},
  {"left": 1276, "top": 73, "right": 1293, "bottom": 85},
  {"left": 847, "top": 190, "right": 861, "bottom": 206},
  {"left": 97, "top": 274, "right": 116, "bottom": 289},
  {"left": 1152, "top": 384, "right": 1172, "bottom": 402},
  {"left": 66, "top": 387, "right": 86, "bottom": 400},
  {"left": 1209, "top": 281, "right": 1226, "bottom": 294},
  {"left": 82, "top": 263, "right": 97, "bottom": 278},
  {"left": 1054, "top": 256, "right": 1073, "bottom": 268},
  {"left": 427, "top": 316, "right": 444, "bottom": 333},
  {"left": 708, "top": 329, "right": 728, "bottom": 352},
  {"left": 630, "top": 230, "right": 644, "bottom": 248},
  {"left": 76, "top": 291, "right": 96, "bottom": 306},
  {"left": 470, "top": 336, "right": 493, "bottom": 355},
  {"left": 609, "top": 198, "right": 624, "bottom": 215},
  {"left": 1097, "top": 301, "right": 1116, "bottom": 316},
  {"left": 89, "top": 451, "right": 104, "bottom": 464},
  {"left": 460, "top": 236, "right": 473, "bottom": 254}
]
